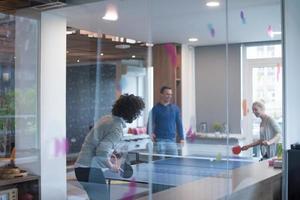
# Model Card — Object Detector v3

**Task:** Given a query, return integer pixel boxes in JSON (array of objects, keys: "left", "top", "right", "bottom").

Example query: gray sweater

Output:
[
  {"left": 75, "top": 115, "right": 126, "bottom": 169},
  {"left": 260, "top": 115, "right": 281, "bottom": 158}
]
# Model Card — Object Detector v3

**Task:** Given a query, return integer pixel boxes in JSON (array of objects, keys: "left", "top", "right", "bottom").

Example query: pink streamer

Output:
[
  {"left": 276, "top": 63, "right": 281, "bottom": 82},
  {"left": 163, "top": 44, "right": 177, "bottom": 68},
  {"left": 186, "top": 126, "right": 196, "bottom": 143},
  {"left": 121, "top": 178, "right": 137, "bottom": 200}
]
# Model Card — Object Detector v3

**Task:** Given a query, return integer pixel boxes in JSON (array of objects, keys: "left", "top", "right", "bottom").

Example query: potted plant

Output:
[{"left": 212, "top": 122, "right": 222, "bottom": 133}]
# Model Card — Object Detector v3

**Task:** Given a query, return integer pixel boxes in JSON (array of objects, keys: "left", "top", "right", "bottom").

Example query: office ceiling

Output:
[
  {"left": 0, "top": 0, "right": 282, "bottom": 65},
  {"left": 49, "top": 0, "right": 282, "bottom": 46},
  {"left": 0, "top": 0, "right": 67, "bottom": 13}
]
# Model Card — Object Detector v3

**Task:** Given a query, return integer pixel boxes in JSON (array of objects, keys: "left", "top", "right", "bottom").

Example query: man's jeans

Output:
[{"left": 156, "top": 138, "right": 178, "bottom": 156}]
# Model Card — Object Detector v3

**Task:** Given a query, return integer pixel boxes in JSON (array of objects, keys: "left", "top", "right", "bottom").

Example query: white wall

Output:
[
  {"left": 283, "top": 0, "right": 300, "bottom": 149},
  {"left": 40, "top": 13, "right": 67, "bottom": 200},
  {"left": 181, "top": 45, "right": 196, "bottom": 133},
  {"left": 194, "top": 45, "right": 241, "bottom": 133}
]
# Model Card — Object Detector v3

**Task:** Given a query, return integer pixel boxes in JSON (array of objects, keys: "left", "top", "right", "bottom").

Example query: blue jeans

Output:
[{"left": 156, "top": 138, "right": 178, "bottom": 156}]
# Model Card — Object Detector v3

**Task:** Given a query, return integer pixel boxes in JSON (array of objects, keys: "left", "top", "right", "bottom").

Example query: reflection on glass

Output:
[
  {"left": 44, "top": 0, "right": 284, "bottom": 199},
  {"left": 0, "top": 11, "right": 39, "bottom": 199}
]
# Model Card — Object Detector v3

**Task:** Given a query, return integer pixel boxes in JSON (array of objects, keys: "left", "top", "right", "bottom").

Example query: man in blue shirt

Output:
[{"left": 148, "top": 86, "right": 184, "bottom": 155}]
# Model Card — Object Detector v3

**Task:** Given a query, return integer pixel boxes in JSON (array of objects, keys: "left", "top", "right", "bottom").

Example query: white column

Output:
[
  {"left": 181, "top": 45, "right": 196, "bottom": 132},
  {"left": 283, "top": 0, "right": 300, "bottom": 149},
  {"left": 40, "top": 12, "right": 66, "bottom": 200},
  {"left": 145, "top": 67, "right": 153, "bottom": 123},
  {"left": 283, "top": 1, "right": 300, "bottom": 198}
]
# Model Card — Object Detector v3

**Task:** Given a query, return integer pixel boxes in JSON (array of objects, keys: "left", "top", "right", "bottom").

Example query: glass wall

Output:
[
  {"left": 0, "top": 11, "right": 40, "bottom": 199},
  {"left": 0, "top": 0, "right": 284, "bottom": 199},
  {"left": 45, "top": 0, "right": 284, "bottom": 199},
  {"left": 228, "top": 0, "right": 282, "bottom": 199}
]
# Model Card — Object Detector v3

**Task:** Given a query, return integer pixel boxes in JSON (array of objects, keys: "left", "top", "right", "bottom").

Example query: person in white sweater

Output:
[{"left": 241, "top": 101, "right": 281, "bottom": 159}]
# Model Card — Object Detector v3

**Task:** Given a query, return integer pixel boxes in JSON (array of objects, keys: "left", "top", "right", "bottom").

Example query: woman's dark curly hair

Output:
[{"left": 112, "top": 94, "right": 145, "bottom": 123}]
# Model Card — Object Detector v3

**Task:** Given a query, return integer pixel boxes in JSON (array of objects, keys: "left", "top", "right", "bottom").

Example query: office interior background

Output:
[{"left": 0, "top": 0, "right": 300, "bottom": 199}]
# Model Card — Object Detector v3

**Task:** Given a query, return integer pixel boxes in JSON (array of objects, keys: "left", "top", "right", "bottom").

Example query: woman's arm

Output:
[
  {"left": 241, "top": 139, "right": 263, "bottom": 150},
  {"left": 262, "top": 133, "right": 280, "bottom": 145}
]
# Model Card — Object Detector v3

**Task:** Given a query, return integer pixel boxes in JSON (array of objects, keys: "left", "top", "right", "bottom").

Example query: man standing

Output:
[{"left": 148, "top": 86, "right": 184, "bottom": 155}]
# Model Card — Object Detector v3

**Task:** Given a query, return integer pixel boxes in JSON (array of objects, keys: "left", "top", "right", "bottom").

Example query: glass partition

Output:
[
  {"left": 227, "top": 0, "right": 282, "bottom": 199},
  {"left": 43, "top": 0, "right": 284, "bottom": 199},
  {"left": 0, "top": 11, "right": 40, "bottom": 199}
]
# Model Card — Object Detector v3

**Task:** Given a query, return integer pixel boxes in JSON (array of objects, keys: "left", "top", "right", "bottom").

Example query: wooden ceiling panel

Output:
[{"left": 67, "top": 33, "right": 148, "bottom": 64}]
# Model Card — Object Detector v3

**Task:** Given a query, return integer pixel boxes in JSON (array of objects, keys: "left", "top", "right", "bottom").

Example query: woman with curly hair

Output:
[{"left": 75, "top": 94, "right": 145, "bottom": 200}]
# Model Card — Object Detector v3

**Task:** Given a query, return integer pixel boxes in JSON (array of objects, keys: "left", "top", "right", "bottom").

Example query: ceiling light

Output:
[
  {"left": 188, "top": 38, "right": 198, "bottom": 42},
  {"left": 66, "top": 30, "right": 76, "bottom": 35},
  {"left": 126, "top": 38, "right": 136, "bottom": 44},
  {"left": 100, "top": 53, "right": 104, "bottom": 56},
  {"left": 132, "top": 55, "right": 136, "bottom": 58},
  {"left": 145, "top": 43, "right": 154, "bottom": 47},
  {"left": 102, "top": 4, "right": 118, "bottom": 21},
  {"left": 76, "top": 59, "right": 80, "bottom": 63},
  {"left": 115, "top": 44, "right": 130, "bottom": 49},
  {"left": 206, "top": 1, "right": 220, "bottom": 7}
]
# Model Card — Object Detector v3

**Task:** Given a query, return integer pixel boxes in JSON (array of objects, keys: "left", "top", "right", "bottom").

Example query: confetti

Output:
[
  {"left": 216, "top": 152, "right": 222, "bottom": 161},
  {"left": 240, "top": 10, "right": 246, "bottom": 24},
  {"left": 207, "top": 23, "right": 215, "bottom": 38},
  {"left": 267, "top": 25, "right": 273, "bottom": 38},
  {"left": 54, "top": 138, "right": 69, "bottom": 157}
]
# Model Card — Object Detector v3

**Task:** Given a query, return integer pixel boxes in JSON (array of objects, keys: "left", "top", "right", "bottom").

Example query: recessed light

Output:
[
  {"left": 66, "top": 30, "right": 76, "bottom": 35},
  {"left": 115, "top": 44, "right": 130, "bottom": 49},
  {"left": 102, "top": 4, "right": 118, "bottom": 21},
  {"left": 132, "top": 55, "right": 136, "bottom": 58},
  {"left": 100, "top": 53, "right": 104, "bottom": 56},
  {"left": 126, "top": 39, "right": 136, "bottom": 44},
  {"left": 206, "top": 1, "right": 220, "bottom": 7},
  {"left": 76, "top": 59, "right": 80, "bottom": 63},
  {"left": 188, "top": 38, "right": 198, "bottom": 42},
  {"left": 145, "top": 43, "right": 154, "bottom": 47}
]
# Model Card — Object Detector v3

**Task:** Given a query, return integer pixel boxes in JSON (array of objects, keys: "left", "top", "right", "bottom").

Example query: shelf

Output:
[
  {"left": 0, "top": 175, "right": 39, "bottom": 187},
  {"left": 195, "top": 132, "right": 246, "bottom": 140}
]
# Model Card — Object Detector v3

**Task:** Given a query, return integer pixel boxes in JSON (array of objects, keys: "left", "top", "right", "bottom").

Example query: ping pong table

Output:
[{"left": 104, "top": 156, "right": 255, "bottom": 192}]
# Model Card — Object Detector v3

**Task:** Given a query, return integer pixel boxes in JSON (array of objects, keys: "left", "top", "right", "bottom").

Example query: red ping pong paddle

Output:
[{"left": 232, "top": 145, "right": 241, "bottom": 155}]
